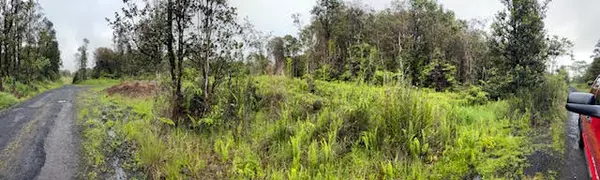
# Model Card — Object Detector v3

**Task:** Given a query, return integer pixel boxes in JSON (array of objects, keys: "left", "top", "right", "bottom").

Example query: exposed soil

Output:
[{"left": 105, "top": 81, "right": 158, "bottom": 98}]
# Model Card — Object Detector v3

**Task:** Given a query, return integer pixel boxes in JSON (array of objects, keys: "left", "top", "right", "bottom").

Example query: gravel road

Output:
[
  {"left": 561, "top": 111, "right": 589, "bottom": 179},
  {"left": 0, "top": 86, "right": 80, "bottom": 180}
]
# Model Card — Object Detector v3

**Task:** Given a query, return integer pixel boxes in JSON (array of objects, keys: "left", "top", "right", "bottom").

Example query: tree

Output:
[
  {"left": 93, "top": 47, "right": 120, "bottom": 78},
  {"left": 111, "top": 0, "right": 242, "bottom": 122},
  {"left": 547, "top": 35, "right": 574, "bottom": 73},
  {"left": 489, "top": 0, "right": 549, "bottom": 96},
  {"left": 310, "top": 0, "right": 343, "bottom": 77},
  {"left": 38, "top": 18, "right": 61, "bottom": 81},
  {"left": 193, "top": 0, "right": 242, "bottom": 118},
  {"left": 584, "top": 57, "right": 600, "bottom": 83},
  {"left": 569, "top": 60, "right": 588, "bottom": 83},
  {"left": 241, "top": 18, "right": 271, "bottom": 75},
  {"left": 268, "top": 37, "right": 285, "bottom": 75},
  {"left": 0, "top": 0, "right": 61, "bottom": 89},
  {"left": 74, "top": 38, "right": 90, "bottom": 83}
]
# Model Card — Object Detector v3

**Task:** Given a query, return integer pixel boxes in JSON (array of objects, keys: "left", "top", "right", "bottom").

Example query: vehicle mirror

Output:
[
  {"left": 567, "top": 92, "right": 600, "bottom": 117},
  {"left": 589, "top": 81, "right": 594, "bottom": 86},
  {"left": 568, "top": 92, "right": 595, "bottom": 105}
]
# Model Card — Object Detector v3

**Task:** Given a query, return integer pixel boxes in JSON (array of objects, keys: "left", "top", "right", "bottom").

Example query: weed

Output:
[{"left": 76, "top": 75, "right": 568, "bottom": 179}]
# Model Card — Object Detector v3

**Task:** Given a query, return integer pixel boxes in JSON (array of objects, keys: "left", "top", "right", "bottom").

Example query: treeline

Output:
[
  {"left": 93, "top": 0, "right": 572, "bottom": 122},
  {"left": 0, "top": 0, "right": 61, "bottom": 91},
  {"left": 573, "top": 41, "right": 600, "bottom": 84}
]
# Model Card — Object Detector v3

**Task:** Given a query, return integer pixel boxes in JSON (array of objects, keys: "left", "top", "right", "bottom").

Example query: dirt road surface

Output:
[{"left": 0, "top": 86, "right": 80, "bottom": 180}]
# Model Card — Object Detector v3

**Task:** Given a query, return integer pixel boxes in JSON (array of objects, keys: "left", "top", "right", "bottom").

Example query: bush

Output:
[
  {"left": 372, "top": 71, "right": 404, "bottom": 86},
  {"left": 511, "top": 73, "right": 568, "bottom": 126},
  {"left": 459, "top": 86, "right": 488, "bottom": 105},
  {"left": 420, "top": 61, "right": 457, "bottom": 91}
]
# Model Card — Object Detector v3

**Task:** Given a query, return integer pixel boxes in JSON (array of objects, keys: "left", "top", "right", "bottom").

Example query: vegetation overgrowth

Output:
[
  {"left": 70, "top": 0, "right": 574, "bottom": 178},
  {"left": 77, "top": 72, "right": 567, "bottom": 179},
  {"left": 572, "top": 83, "right": 590, "bottom": 92},
  {"left": 0, "top": 77, "right": 70, "bottom": 110}
]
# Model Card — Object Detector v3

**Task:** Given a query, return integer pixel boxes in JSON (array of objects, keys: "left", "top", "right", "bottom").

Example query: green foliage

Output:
[
  {"left": 315, "top": 64, "right": 332, "bottom": 81},
  {"left": 489, "top": 0, "right": 556, "bottom": 96},
  {"left": 573, "top": 83, "right": 590, "bottom": 92},
  {"left": 74, "top": 78, "right": 120, "bottom": 86},
  {"left": 372, "top": 71, "right": 405, "bottom": 86},
  {"left": 459, "top": 86, "right": 489, "bottom": 105},
  {"left": 0, "top": 1, "right": 63, "bottom": 86},
  {"left": 0, "top": 92, "right": 18, "bottom": 110},
  {"left": 584, "top": 57, "right": 600, "bottom": 83},
  {"left": 420, "top": 61, "right": 457, "bottom": 91},
  {"left": 182, "top": 76, "right": 533, "bottom": 178},
  {"left": 85, "top": 0, "right": 575, "bottom": 178},
  {"left": 93, "top": 47, "right": 122, "bottom": 79},
  {"left": 510, "top": 74, "right": 568, "bottom": 127}
]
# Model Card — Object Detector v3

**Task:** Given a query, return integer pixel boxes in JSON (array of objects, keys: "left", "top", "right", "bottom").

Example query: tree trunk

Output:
[
  {"left": 165, "top": 0, "right": 182, "bottom": 122},
  {"left": 176, "top": 5, "right": 185, "bottom": 124},
  {"left": 202, "top": 2, "right": 215, "bottom": 117}
]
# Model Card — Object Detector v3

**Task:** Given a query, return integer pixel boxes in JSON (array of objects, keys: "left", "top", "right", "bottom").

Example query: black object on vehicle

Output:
[{"left": 566, "top": 92, "right": 600, "bottom": 118}]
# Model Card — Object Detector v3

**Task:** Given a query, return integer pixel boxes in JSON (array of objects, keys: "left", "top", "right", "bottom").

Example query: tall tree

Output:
[
  {"left": 111, "top": 0, "right": 241, "bottom": 122},
  {"left": 570, "top": 60, "right": 588, "bottom": 82},
  {"left": 268, "top": 37, "right": 285, "bottom": 75},
  {"left": 489, "top": 0, "right": 549, "bottom": 95},
  {"left": 0, "top": 0, "right": 61, "bottom": 89},
  {"left": 75, "top": 38, "right": 90, "bottom": 82},
  {"left": 547, "top": 35, "right": 574, "bottom": 73}
]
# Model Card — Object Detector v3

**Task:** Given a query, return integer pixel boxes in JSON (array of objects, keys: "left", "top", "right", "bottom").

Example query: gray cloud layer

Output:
[{"left": 39, "top": 0, "right": 598, "bottom": 71}]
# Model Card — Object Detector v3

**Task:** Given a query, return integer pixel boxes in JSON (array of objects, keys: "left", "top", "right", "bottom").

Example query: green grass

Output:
[
  {"left": 0, "top": 78, "right": 69, "bottom": 111},
  {"left": 75, "top": 78, "right": 121, "bottom": 91},
  {"left": 76, "top": 75, "right": 553, "bottom": 179},
  {"left": 0, "top": 92, "right": 18, "bottom": 109},
  {"left": 572, "top": 83, "right": 590, "bottom": 92}
]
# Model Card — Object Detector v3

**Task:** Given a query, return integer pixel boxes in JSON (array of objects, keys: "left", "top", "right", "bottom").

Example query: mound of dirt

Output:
[{"left": 105, "top": 81, "right": 158, "bottom": 98}]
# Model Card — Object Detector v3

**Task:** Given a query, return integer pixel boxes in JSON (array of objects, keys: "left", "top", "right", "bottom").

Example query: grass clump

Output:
[{"left": 0, "top": 92, "right": 18, "bottom": 110}]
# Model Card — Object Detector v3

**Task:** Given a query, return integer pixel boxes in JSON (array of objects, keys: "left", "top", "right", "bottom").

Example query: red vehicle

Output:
[{"left": 566, "top": 76, "right": 600, "bottom": 180}]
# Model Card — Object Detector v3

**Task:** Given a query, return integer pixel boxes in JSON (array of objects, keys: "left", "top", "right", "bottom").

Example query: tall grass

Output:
[{"left": 76, "top": 74, "right": 565, "bottom": 179}]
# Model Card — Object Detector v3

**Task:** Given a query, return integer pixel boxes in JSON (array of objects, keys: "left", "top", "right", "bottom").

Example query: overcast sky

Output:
[{"left": 38, "top": 0, "right": 599, "bottom": 72}]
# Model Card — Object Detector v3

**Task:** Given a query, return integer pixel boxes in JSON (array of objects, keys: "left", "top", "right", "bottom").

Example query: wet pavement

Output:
[
  {"left": 0, "top": 86, "right": 80, "bottom": 180},
  {"left": 560, "top": 112, "right": 589, "bottom": 179}
]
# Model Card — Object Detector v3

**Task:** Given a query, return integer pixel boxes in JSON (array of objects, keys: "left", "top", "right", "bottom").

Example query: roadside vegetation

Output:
[
  {"left": 77, "top": 73, "right": 568, "bottom": 179},
  {"left": 0, "top": 1, "right": 65, "bottom": 110},
  {"left": 0, "top": 77, "right": 70, "bottom": 110},
  {"left": 72, "top": 0, "right": 575, "bottom": 179}
]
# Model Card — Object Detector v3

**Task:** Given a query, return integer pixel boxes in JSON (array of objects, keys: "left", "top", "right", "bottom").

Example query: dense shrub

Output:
[
  {"left": 192, "top": 76, "right": 531, "bottom": 178},
  {"left": 459, "top": 86, "right": 489, "bottom": 105},
  {"left": 510, "top": 73, "right": 568, "bottom": 126},
  {"left": 420, "top": 61, "right": 457, "bottom": 91}
]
